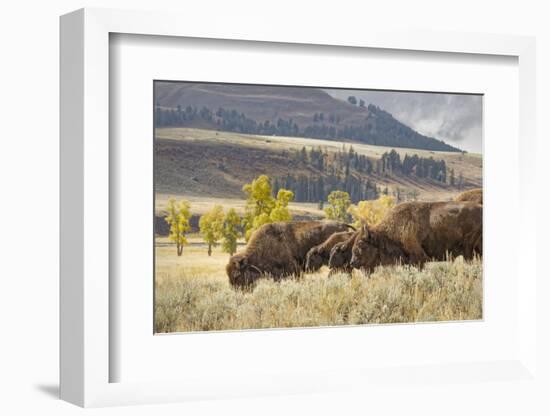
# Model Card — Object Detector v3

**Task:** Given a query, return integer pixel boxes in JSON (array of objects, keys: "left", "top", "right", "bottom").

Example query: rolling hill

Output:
[
  {"left": 154, "top": 82, "right": 461, "bottom": 152},
  {"left": 155, "top": 128, "right": 481, "bottom": 202}
]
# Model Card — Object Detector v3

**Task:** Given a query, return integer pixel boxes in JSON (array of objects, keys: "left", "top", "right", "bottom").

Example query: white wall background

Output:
[{"left": 0, "top": 1, "right": 548, "bottom": 415}]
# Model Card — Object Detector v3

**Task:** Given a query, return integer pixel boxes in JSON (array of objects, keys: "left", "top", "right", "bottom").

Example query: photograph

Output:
[{"left": 153, "top": 81, "right": 483, "bottom": 333}]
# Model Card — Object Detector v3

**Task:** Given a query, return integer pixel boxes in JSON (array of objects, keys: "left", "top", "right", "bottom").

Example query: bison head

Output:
[
  {"left": 305, "top": 247, "right": 324, "bottom": 272},
  {"left": 329, "top": 240, "right": 351, "bottom": 269},
  {"left": 350, "top": 225, "right": 378, "bottom": 271},
  {"left": 226, "top": 254, "right": 263, "bottom": 289}
]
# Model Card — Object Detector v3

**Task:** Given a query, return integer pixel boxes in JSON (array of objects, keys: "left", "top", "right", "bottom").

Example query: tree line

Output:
[
  {"left": 270, "top": 146, "right": 451, "bottom": 204},
  {"left": 273, "top": 173, "right": 380, "bottom": 205},
  {"left": 164, "top": 170, "right": 465, "bottom": 257},
  {"left": 155, "top": 103, "right": 460, "bottom": 152}
]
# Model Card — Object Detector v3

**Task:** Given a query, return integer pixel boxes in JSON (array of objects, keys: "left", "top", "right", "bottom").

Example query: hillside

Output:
[
  {"left": 154, "top": 82, "right": 461, "bottom": 152},
  {"left": 155, "top": 82, "right": 356, "bottom": 127},
  {"left": 155, "top": 127, "right": 481, "bottom": 206}
]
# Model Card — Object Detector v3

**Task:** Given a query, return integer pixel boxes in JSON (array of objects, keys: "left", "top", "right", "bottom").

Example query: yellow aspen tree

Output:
[{"left": 165, "top": 198, "right": 192, "bottom": 256}]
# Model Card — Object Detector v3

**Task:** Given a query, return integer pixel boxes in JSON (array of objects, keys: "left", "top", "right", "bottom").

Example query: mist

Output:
[{"left": 325, "top": 89, "right": 483, "bottom": 153}]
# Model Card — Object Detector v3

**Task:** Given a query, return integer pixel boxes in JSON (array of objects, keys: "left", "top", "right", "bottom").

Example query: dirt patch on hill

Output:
[{"left": 155, "top": 138, "right": 316, "bottom": 197}]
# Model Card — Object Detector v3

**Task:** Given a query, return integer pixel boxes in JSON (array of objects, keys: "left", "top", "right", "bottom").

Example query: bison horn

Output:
[
  {"left": 346, "top": 224, "right": 357, "bottom": 231},
  {"left": 248, "top": 264, "right": 263, "bottom": 274}
]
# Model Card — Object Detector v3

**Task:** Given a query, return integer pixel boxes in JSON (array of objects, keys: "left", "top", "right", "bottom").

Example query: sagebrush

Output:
[{"left": 155, "top": 257, "right": 482, "bottom": 333}]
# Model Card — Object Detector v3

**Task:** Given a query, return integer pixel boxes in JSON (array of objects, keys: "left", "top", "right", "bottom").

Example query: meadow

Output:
[{"left": 155, "top": 238, "right": 483, "bottom": 333}]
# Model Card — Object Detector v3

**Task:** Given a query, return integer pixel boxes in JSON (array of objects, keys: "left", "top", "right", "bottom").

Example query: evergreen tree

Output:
[
  {"left": 300, "top": 146, "right": 307, "bottom": 162},
  {"left": 449, "top": 168, "right": 456, "bottom": 186},
  {"left": 458, "top": 172, "right": 464, "bottom": 189}
]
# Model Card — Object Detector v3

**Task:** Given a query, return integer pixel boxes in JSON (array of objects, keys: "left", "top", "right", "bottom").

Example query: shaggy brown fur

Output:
[
  {"left": 305, "top": 231, "right": 355, "bottom": 272},
  {"left": 350, "top": 201, "right": 482, "bottom": 272},
  {"left": 349, "top": 228, "right": 411, "bottom": 271},
  {"left": 455, "top": 188, "right": 482, "bottom": 205},
  {"left": 226, "top": 221, "right": 352, "bottom": 288},
  {"left": 327, "top": 231, "right": 360, "bottom": 274}
]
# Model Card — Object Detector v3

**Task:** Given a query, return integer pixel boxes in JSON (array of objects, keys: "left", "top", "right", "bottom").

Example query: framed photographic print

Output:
[
  {"left": 152, "top": 80, "right": 483, "bottom": 334},
  {"left": 60, "top": 8, "right": 539, "bottom": 408}
]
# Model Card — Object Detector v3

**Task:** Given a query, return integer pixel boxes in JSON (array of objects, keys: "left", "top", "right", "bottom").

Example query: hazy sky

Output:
[{"left": 325, "top": 89, "right": 483, "bottom": 153}]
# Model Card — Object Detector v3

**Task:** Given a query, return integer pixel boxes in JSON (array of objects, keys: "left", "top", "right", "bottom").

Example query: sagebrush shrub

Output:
[{"left": 155, "top": 257, "right": 482, "bottom": 333}]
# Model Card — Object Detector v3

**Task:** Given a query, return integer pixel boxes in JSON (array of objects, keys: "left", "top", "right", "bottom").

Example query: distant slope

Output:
[
  {"left": 154, "top": 82, "right": 461, "bottom": 152},
  {"left": 155, "top": 128, "right": 481, "bottom": 204},
  {"left": 155, "top": 82, "right": 362, "bottom": 127}
]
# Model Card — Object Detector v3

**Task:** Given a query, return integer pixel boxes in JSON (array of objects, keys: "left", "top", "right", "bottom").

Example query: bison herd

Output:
[{"left": 226, "top": 189, "right": 482, "bottom": 289}]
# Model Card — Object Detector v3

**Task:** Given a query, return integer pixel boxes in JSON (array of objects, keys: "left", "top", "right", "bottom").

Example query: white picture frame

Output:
[{"left": 60, "top": 8, "right": 538, "bottom": 408}]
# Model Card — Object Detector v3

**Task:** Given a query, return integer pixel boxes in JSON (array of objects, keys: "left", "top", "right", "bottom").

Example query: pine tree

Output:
[
  {"left": 300, "top": 146, "right": 307, "bottom": 162},
  {"left": 458, "top": 172, "right": 464, "bottom": 189},
  {"left": 449, "top": 168, "right": 455, "bottom": 186}
]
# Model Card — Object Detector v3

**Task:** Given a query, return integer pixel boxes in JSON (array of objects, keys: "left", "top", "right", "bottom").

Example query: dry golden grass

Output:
[
  {"left": 155, "top": 237, "right": 235, "bottom": 282},
  {"left": 155, "top": 239, "right": 482, "bottom": 333},
  {"left": 155, "top": 195, "right": 323, "bottom": 217}
]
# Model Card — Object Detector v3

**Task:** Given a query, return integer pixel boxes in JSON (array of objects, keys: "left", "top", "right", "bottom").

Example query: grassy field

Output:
[{"left": 155, "top": 238, "right": 483, "bottom": 333}]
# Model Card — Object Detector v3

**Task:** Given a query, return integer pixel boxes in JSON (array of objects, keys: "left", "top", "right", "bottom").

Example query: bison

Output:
[
  {"left": 327, "top": 231, "right": 360, "bottom": 274},
  {"left": 305, "top": 231, "right": 355, "bottom": 273},
  {"left": 455, "top": 188, "right": 482, "bottom": 204},
  {"left": 350, "top": 201, "right": 482, "bottom": 272},
  {"left": 226, "top": 221, "right": 352, "bottom": 288}
]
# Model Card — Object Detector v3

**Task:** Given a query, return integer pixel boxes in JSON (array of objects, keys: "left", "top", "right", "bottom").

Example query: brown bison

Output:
[
  {"left": 350, "top": 201, "right": 482, "bottom": 272},
  {"left": 305, "top": 231, "right": 355, "bottom": 272},
  {"left": 226, "top": 221, "right": 352, "bottom": 288},
  {"left": 455, "top": 188, "right": 482, "bottom": 204},
  {"left": 327, "top": 231, "right": 360, "bottom": 274}
]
